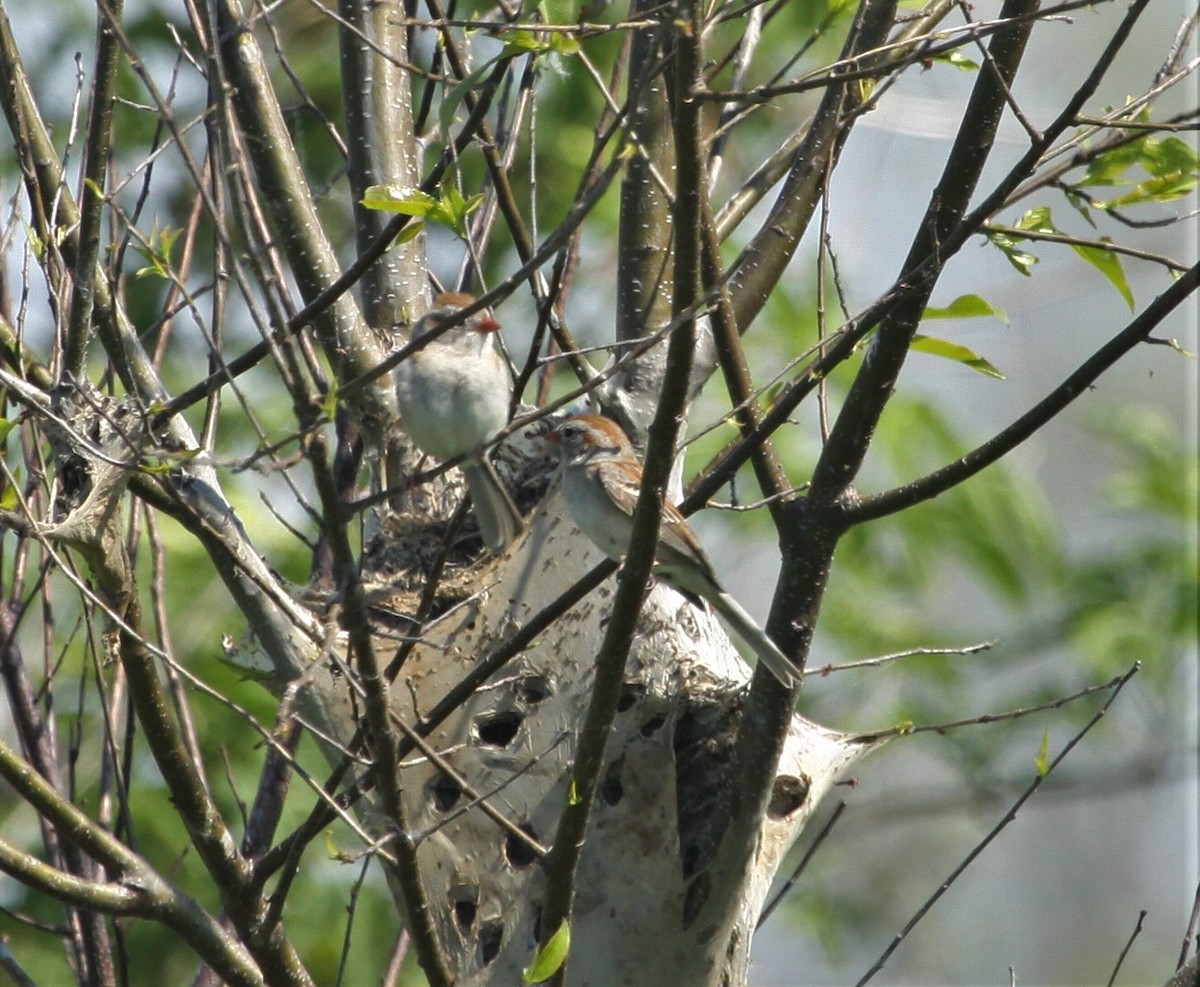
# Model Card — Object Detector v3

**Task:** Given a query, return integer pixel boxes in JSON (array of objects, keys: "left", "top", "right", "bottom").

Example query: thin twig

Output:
[
  {"left": 1106, "top": 910, "right": 1147, "bottom": 987},
  {"left": 851, "top": 667, "right": 1134, "bottom": 744},
  {"left": 810, "top": 641, "right": 995, "bottom": 676},
  {"left": 854, "top": 663, "right": 1140, "bottom": 986},
  {"left": 757, "top": 801, "right": 847, "bottom": 928}
]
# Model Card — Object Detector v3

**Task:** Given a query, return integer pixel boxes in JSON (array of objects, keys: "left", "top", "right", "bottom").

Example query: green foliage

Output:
[
  {"left": 1034, "top": 727, "right": 1051, "bottom": 776},
  {"left": 987, "top": 206, "right": 1135, "bottom": 308},
  {"left": 909, "top": 335, "right": 1005, "bottom": 379},
  {"left": 814, "top": 398, "right": 1195, "bottom": 733},
  {"left": 131, "top": 222, "right": 182, "bottom": 280},
  {"left": 1079, "top": 131, "right": 1200, "bottom": 208},
  {"left": 524, "top": 920, "right": 571, "bottom": 983},
  {"left": 363, "top": 183, "right": 484, "bottom": 238},
  {"left": 929, "top": 49, "right": 979, "bottom": 71},
  {"left": 986, "top": 224, "right": 1040, "bottom": 275},
  {"left": 923, "top": 294, "right": 1009, "bottom": 324},
  {"left": 499, "top": 28, "right": 581, "bottom": 58},
  {"left": 913, "top": 296, "right": 1009, "bottom": 378}
]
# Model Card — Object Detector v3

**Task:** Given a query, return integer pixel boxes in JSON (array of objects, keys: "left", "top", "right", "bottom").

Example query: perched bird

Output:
[
  {"left": 394, "top": 292, "right": 523, "bottom": 549},
  {"left": 550, "top": 413, "right": 799, "bottom": 687}
]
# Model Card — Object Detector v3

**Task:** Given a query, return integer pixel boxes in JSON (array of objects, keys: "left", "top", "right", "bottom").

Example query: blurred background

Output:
[{"left": 1, "top": 1, "right": 1195, "bottom": 984}]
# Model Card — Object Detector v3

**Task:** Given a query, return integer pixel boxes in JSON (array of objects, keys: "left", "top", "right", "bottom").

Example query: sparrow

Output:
[
  {"left": 550, "top": 413, "right": 799, "bottom": 687},
  {"left": 394, "top": 292, "right": 523, "bottom": 549}
]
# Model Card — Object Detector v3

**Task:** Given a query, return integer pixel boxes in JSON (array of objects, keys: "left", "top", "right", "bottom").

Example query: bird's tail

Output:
[
  {"left": 463, "top": 458, "right": 523, "bottom": 550},
  {"left": 710, "top": 592, "right": 800, "bottom": 688}
]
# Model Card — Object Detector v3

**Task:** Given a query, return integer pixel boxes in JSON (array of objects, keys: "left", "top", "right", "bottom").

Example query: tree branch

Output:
[
  {"left": 845, "top": 261, "right": 1200, "bottom": 524},
  {"left": 0, "top": 735, "right": 266, "bottom": 987},
  {"left": 62, "top": 0, "right": 125, "bottom": 381}
]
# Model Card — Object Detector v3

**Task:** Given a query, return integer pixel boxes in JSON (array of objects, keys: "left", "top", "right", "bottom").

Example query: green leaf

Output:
[
  {"left": 364, "top": 185, "right": 481, "bottom": 237},
  {"left": 0, "top": 417, "right": 15, "bottom": 446},
  {"left": 548, "top": 32, "right": 581, "bottom": 55},
  {"left": 324, "top": 831, "right": 354, "bottom": 863},
  {"left": 1035, "top": 728, "right": 1050, "bottom": 777},
  {"left": 1080, "top": 140, "right": 1146, "bottom": 188},
  {"left": 931, "top": 49, "right": 978, "bottom": 71},
  {"left": 1097, "top": 172, "right": 1198, "bottom": 209},
  {"left": 1070, "top": 239, "right": 1134, "bottom": 310},
  {"left": 986, "top": 229, "right": 1038, "bottom": 275},
  {"left": 391, "top": 220, "right": 425, "bottom": 248},
  {"left": 911, "top": 335, "right": 1005, "bottom": 379},
  {"left": 1062, "top": 186, "right": 1096, "bottom": 229},
  {"left": 923, "top": 294, "right": 1009, "bottom": 324},
  {"left": 539, "top": 0, "right": 577, "bottom": 24},
  {"left": 0, "top": 465, "right": 19, "bottom": 511},
  {"left": 439, "top": 62, "right": 495, "bottom": 135},
  {"left": 131, "top": 222, "right": 181, "bottom": 280},
  {"left": 361, "top": 185, "right": 437, "bottom": 217},
  {"left": 524, "top": 921, "right": 570, "bottom": 984},
  {"left": 21, "top": 219, "right": 43, "bottom": 260},
  {"left": 1083, "top": 134, "right": 1199, "bottom": 207},
  {"left": 1015, "top": 205, "right": 1055, "bottom": 234},
  {"left": 322, "top": 381, "right": 340, "bottom": 421},
  {"left": 989, "top": 205, "right": 1133, "bottom": 308},
  {"left": 499, "top": 29, "right": 553, "bottom": 56},
  {"left": 428, "top": 186, "right": 484, "bottom": 237}
]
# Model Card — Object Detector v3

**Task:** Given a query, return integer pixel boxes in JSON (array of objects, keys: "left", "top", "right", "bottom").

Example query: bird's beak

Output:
[{"left": 476, "top": 314, "right": 501, "bottom": 334}]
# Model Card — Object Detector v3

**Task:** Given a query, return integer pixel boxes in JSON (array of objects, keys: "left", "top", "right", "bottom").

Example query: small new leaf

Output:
[
  {"left": 132, "top": 223, "right": 181, "bottom": 280},
  {"left": 500, "top": 29, "right": 553, "bottom": 56},
  {"left": 923, "top": 294, "right": 1009, "bottom": 324},
  {"left": 0, "top": 467, "right": 20, "bottom": 511},
  {"left": 1071, "top": 239, "right": 1134, "bottom": 310},
  {"left": 324, "top": 831, "right": 354, "bottom": 863},
  {"left": 911, "top": 335, "right": 1005, "bottom": 379},
  {"left": 549, "top": 32, "right": 581, "bottom": 55},
  {"left": 1015, "top": 205, "right": 1055, "bottom": 234},
  {"left": 362, "top": 185, "right": 480, "bottom": 238},
  {"left": 1035, "top": 728, "right": 1050, "bottom": 777},
  {"left": 1085, "top": 134, "right": 1199, "bottom": 207},
  {"left": 361, "top": 185, "right": 437, "bottom": 217},
  {"left": 1063, "top": 186, "right": 1096, "bottom": 229},
  {"left": 428, "top": 186, "right": 484, "bottom": 237},
  {"left": 393, "top": 220, "right": 425, "bottom": 247},
  {"left": 439, "top": 62, "right": 495, "bottom": 134},
  {"left": 524, "top": 921, "right": 570, "bottom": 984},
  {"left": 498, "top": 26, "right": 578, "bottom": 58},
  {"left": 986, "top": 229, "right": 1038, "bottom": 275},
  {"left": 323, "top": 381, "right": 340, "bottom": 421},
  {"left": 931, "top": 49, "right": 978, "bottom": 71}
]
